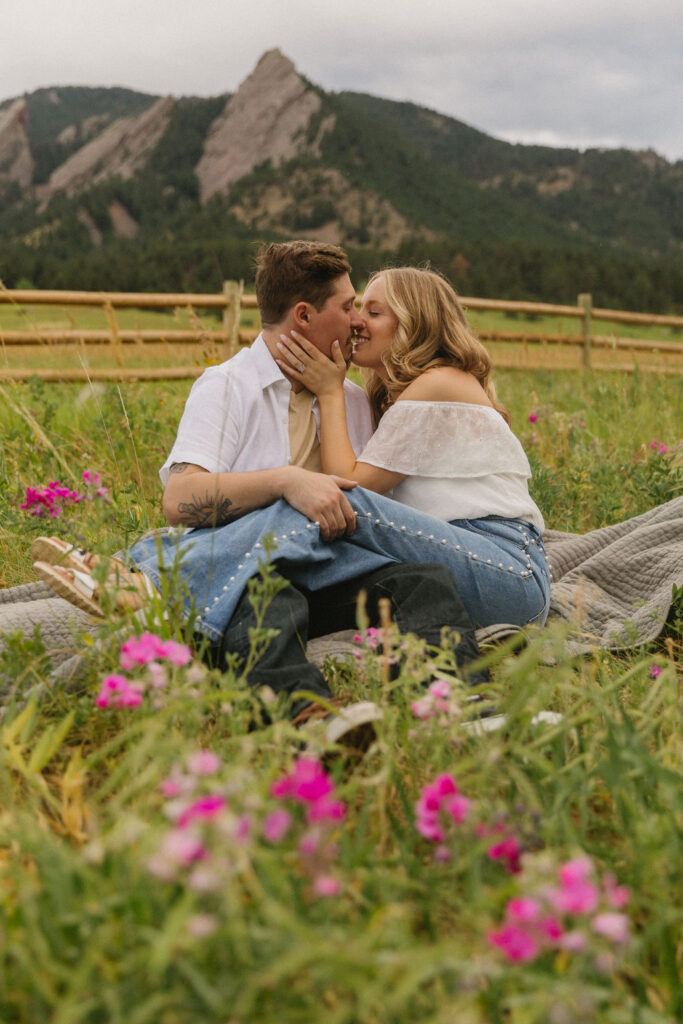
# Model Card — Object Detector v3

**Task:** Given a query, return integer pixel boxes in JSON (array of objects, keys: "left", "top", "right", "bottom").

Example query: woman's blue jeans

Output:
[{"left": 129, "top": 487, "right": 551, "bottom": 642}]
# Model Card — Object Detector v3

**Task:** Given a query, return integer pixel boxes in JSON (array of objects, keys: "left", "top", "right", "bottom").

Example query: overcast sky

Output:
[{"left": 4, "top": 0, "right": 682, "bottom": 161}]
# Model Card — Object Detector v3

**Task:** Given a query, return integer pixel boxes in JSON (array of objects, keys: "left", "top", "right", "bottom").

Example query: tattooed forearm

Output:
[
  {"left": 168, "top": 462, "right": 192, "bottom": 475},
  {"left": 177, "top": 492, "right": 244, "bottom": 528}
]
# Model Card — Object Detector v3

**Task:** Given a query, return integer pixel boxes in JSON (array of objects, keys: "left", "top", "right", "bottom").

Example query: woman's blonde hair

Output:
[{"left": 364, "top": 267, "right": 510, "bottom": 426}]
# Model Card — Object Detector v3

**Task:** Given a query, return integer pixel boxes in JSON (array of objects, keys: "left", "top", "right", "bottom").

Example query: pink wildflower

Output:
[
  {"left": 21, "top": 480, "right": 85, "bottom": 518},
  {"left": 177, "top": 794, "right": 226, "bottom": 828},
  {"left": 158, "top": 829, "right": 207, "bottom": 866},
  {"left": 415, "top": 773, "right": 470, "bottom": 845},
  {"left": 649, "top": 439, "right": 669, "bottom": 455},
  {"left": 528, "top": 408, "right": 538, "bottom": 423},
  {"left": 592, "top": 912, "right": 630, "bottom": 944},
  {"left": 271, "top": 757, "right": 333, "bottom": 804},
  {"left": 186, "top": 750, "right": 221, "bottom": 776},
  {"left": 262, "top": 808, "right": 292, "bottom": 843},
  {"left": 488, "top": 836, "right": 523, "bottom": 874},
  {"left": 489, "top": 923, "right": 539, "bottom": 962},
  {"left": 120, "top": 632, "right": 166, "bottom": 669},
  {"left": 158, "top": 639, "right": 193, "bottom": 666},
  {"left": 649, "top": 664, "right": 662, "bottom": 679},
  {"left": 313, "top": 874, "right": 340, "bottom": 897},
  {"left": 507, "top": 897, "right": 541, "bottom": 924},
  {"left": 603, "top": 873, "right": 630, "bottom": 909},
  {"left": 95, "top": 673, "right": 143, "bottom": 709}
]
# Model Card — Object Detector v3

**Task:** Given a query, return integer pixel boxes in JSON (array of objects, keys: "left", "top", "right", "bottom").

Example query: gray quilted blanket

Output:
[{"left": 1, "top": 497, "right": 680, "bottom": 691}]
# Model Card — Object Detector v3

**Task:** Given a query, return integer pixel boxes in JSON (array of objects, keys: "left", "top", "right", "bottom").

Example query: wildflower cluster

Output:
[
  {"left": 21, "top": 481, "right": 84, "bottom": 518},
  {"left": 95, "top": 631, "right": 199, "bottom": 709},
  {"left": 415, "top": 773, "right": 470, "bottom": 861},
  {"left": 411, "top": 679, "right": 461, "bottom": 721},
  {"left": 147, "top": 754, "right": 346, "bottom": 923},
  {"left": 488, "top": 855, "right": 631, "bottom": 968},
  {"left": 268, "top": 757, "right": 346, "bottom": 897},
  {"left": 147, "top": 750, "right": 250, "bottom": 910},
  {"left": 21, "top": 469, "right": 110, "bottom": 518}
]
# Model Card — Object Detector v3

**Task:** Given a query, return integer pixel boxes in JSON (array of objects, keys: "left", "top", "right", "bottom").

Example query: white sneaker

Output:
[{"left": 461, "top": 710, "right": 563, "bottom": 736}]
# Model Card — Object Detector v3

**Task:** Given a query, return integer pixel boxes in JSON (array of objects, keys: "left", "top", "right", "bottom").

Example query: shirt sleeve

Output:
[
  {"left": 160, "top": 370, "right": 244, "bottom": 484},
  {"left": 357, "top": 402, "right": 532, "bottom": 479}
]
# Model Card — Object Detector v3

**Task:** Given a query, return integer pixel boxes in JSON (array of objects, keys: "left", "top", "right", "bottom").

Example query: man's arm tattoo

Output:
[
  {"left": 168, "top": 462, "right": 192, "bottom": 475},
  {"left": 176, "top": 491, "right": 244, "bottom": 528}
]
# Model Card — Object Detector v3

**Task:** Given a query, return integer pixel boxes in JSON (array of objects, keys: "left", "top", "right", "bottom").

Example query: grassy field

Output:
[{"left": 0, "top": 352, "right": 681, "bottom": 1021}]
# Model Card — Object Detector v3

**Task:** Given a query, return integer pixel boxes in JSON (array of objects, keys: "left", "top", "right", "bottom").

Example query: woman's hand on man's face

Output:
[{"left": 276, "top": 331, "right": 347, "bottom": 396}]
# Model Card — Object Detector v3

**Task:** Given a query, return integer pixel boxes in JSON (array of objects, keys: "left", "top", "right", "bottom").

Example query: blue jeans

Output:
[{"left": 129, "top": 488, "right": 551, "bottom": 643}]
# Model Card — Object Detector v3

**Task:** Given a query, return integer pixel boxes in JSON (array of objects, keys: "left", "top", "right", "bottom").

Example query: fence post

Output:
[
  {"left": 222, "top": 280, "right": 242, "bottom": 358},
  {"left": 103, "top": 300, "right": 124, "bottom": 367},
  {"left": 578, "top": 293, "right": 592, "bottom": 370}
]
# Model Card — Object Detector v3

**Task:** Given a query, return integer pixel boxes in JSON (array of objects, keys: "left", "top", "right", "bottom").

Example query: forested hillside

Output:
[{"left": 1, "top": 54, "right": 681, "bottom": 311}]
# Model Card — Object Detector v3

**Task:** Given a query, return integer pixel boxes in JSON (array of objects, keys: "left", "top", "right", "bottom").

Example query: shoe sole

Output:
[
  {"left": 33, "top": 561, "right": 104, "bottom": 618},
  {"left": 31, "top": 536, "right": 94, "bottom": 573}
]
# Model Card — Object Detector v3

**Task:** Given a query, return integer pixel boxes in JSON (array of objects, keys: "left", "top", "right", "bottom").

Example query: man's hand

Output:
[{"left": 281, "top": 467, "right": 358, "bottom": 541}]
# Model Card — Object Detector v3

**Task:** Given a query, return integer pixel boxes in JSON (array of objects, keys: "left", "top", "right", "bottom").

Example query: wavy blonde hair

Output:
[{"left": 363, "top": 267, "right": 510, "bottom": 426}]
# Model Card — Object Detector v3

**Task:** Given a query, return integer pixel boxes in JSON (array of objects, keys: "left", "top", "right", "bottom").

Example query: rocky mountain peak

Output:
[
  {"left": 37, "top": 95, "right": 174, "bottom": 206},
  {"left": 0, "top": 98, "right": 34, "bottom": 190},
  {"left": 195, "top": 48, "right": 334, "bottom": 203}
]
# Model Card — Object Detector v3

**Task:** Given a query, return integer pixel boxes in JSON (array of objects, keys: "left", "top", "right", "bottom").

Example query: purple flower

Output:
[{"left": 649, "top": 664, "right": 662, "bottom": 679}]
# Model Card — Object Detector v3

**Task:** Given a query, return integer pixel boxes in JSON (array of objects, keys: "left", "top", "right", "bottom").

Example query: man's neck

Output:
[{"left": 262, "top": 324, "right": 307, "bottom": 393}]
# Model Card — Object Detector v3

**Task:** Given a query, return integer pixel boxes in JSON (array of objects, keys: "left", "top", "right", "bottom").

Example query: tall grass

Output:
[{"left": 0, "top": 368, "right": 681, "bottom": 1022}]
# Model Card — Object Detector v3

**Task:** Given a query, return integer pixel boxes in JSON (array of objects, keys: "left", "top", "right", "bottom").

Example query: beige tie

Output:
[{"left": 288, "top": 388, "right": 322, "bottom": 472}]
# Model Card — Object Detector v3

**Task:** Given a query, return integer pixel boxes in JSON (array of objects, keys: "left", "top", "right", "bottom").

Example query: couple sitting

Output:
[{"left": 34, "top": 240, "right": 550, "bottom": 724}]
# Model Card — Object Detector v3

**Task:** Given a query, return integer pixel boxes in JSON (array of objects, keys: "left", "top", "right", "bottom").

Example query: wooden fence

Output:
[{"left": 0, "top": 284, "right": 681, "bottom": 382}]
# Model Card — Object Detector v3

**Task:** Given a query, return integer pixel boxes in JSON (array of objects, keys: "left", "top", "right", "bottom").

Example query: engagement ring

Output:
[{"left": 297, "top": 362, "right": 305, "bottom": 373}]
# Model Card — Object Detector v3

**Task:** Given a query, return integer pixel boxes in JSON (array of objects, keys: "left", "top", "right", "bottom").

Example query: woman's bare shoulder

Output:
[{"left": 397, "top": 367, "right": 492, "bottom": 406}]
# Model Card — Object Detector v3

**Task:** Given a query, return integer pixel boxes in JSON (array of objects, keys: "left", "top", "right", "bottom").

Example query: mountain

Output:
[{"left": 1, "top": 50, "right": 681, "bottom": 311}]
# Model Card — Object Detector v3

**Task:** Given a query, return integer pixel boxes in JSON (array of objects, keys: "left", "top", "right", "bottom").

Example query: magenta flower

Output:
[
  {"left": 307, "top": 795, "right": 346, "bottom": 823},
  {"left": 489, "top": 923, "right": 539, "bottom": 962},
  {"left": 415, "top": 773, "right": 470, "bottom": 844},
  {"left": 176, "top": 794, "right": 226, "bottom": 828},
  {"left": 21, "top": 480, "right": 85, "bottom": 518},
  {"left": 262, "top": 808, "right": 293, "bottom": 843},
  {"left": 649, "top": 664, "right": 662, "bottom": 679},
  {"left": 487, "top": 835, "right": 523, "bottom": 874},
  {"left": 649, "top": 439, "right": 669, "bottom": 454},
  {"left": 271, "top": 757, "right": 333, "bottom": 805},
  {"left": 528, "top": 407, "right": 538, "bottom": 423},
  {"left": 95, "top": 673, "right": 143, "bottom": 709},
  {"left": 120, "top": 632, "right": 192, "bottom": 670}
]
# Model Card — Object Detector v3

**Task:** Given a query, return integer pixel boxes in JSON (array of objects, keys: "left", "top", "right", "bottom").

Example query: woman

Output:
[{"left": 274, "top": 267, "right": 551, "bottom": 628}]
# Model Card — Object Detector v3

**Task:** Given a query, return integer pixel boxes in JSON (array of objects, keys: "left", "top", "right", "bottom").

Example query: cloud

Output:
[{"left": 2, "top": 0, "right": 682, "bottom": 160}]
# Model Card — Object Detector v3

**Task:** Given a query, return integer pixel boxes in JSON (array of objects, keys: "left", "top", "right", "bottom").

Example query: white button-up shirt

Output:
[{"left": 160, "top": 334, "right": 374, "bottom": 484}]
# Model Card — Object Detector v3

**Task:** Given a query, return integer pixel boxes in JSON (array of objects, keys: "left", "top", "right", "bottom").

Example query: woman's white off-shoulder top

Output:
[{"left": 357, "top": 401, "right": 544, "bottom": 531}]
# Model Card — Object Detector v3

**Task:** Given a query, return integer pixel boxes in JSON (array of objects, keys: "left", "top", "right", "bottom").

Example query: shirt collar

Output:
[{"left": 249, "top": 333, "right": 288, "bottom": 390}]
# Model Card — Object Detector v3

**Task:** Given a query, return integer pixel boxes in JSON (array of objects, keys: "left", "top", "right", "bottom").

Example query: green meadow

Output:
[{"left": 0, "top": 354, "right": 681, "bottom": 1021}]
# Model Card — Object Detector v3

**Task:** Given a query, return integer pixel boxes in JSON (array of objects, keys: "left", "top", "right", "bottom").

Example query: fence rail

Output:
[{"left": 0, "top": 284, "right": 680, "bottom": 382}]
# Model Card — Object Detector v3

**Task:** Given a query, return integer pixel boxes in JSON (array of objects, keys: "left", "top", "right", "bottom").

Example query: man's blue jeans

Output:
[{"left": 129, "top": 487, "right": 551, "bottom": 642}]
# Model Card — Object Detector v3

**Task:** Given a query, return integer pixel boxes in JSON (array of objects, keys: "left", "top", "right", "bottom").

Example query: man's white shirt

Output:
[{"left": 160, "top": 334, "right": 374, "bottom": 484}]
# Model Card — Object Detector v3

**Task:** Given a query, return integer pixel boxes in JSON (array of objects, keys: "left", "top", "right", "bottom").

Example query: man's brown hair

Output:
[{"left": 255, "top": 241, "right": 352, "bottom": 326}]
